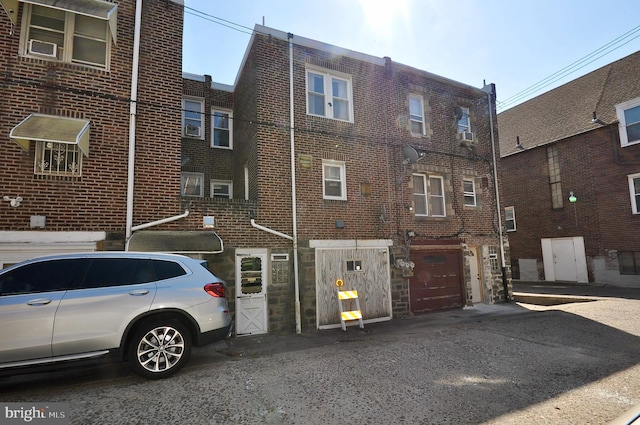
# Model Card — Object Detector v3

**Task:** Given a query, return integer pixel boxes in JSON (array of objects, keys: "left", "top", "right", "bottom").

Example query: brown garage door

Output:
[{"left": 410, "top": 249, "right": 464, "bottom": 314}]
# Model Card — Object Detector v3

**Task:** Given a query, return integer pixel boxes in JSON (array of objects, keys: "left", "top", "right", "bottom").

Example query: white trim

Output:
[
  {"left": 322, "top": 159, "right": 347, "bottom": 200},
  {"left": 628, "top": 173, "right": 640, "bottom": 214},
  {"left": 305, "top": 65, "right": 354, "bottom": 123},
  {"left": 210, "top": 179, "right": 233, "bottom": 199},
  {"left": 0, "top": 231, "right": 105, "bottom": 243},
  {"left": 211, "top": 108, "right": 233, "bottom": 149},
  {"left": 182, "top": 97, "right": 204, "bottom": 140},
  {"left": 616, "top": 97, "right": 640, "bottom": 147},
  {"left": 505, "top": 206, "right": 516, "bottom": 231},
  {"left": 409, "top": 94, "right": 426, "bottom": 136}
]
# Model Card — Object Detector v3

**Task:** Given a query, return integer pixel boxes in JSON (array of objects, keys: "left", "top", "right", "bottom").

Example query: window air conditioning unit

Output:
[
  {"left": 184, "top": 124, "right": 201, "bottom": 137},
  {"left": 461, "top": 131, "right": 474, "bottom": 143},
  {"left": 28, "top": 39, "right": 57, "bottom": 58}
]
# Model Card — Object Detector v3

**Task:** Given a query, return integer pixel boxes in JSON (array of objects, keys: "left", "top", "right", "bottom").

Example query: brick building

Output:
[
  {"left": 498, "top": 50, "right": 640, "bottom": 286},
  {"left": 182, "top": 26, "right": 511, "bottom": 335}
]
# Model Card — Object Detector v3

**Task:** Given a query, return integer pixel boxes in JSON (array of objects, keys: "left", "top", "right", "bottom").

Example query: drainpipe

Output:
[
  {"left": 132, "top": 209, "right": 189, "bottom": 232},
  {"left": 250, "top": 219, "right": 293, "bottom": 241},
  {"left": 483, "top": 82, "right": 510, "bottom": 301},
  {"left": 288, "top": 33, "right": 302, "bottom": 334},
  {"left": 125, "top": 0, "right": 143, "bottom": 240}
]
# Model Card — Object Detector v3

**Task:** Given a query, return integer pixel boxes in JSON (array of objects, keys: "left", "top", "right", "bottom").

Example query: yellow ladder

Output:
[{"left": 337, "top": 289, "right": 364, "bottom": 331}]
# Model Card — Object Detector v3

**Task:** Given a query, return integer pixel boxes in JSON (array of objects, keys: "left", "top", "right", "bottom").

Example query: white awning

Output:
[
  {"left": 127, "top": 231, "right": 225, "bottom": 255},
  {"left": 6, "top": 0, "right": 118, "bottom": 43},
  {"left": 10, "top": 114, "right": 90, "bottom": 157}
]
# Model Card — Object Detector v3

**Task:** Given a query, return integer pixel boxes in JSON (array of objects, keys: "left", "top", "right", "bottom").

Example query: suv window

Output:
[
  {"left": 153, "top": 260, "right": 187, "bottom": 281},
  {"left": 80, "top": 258, "right": 187, "bottom": 288},
  {"left": 0, "top": 259, "right": 84, "bottom": 295}
]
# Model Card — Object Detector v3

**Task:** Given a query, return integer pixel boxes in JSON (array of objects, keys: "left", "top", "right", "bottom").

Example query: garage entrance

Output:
[{"left": 410, "top": 247, "right": 464, "bottom": 314}]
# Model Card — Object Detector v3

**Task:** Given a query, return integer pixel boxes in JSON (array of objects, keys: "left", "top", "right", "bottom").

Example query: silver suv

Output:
[{"left": 0, "top": 252, "right": 232, "bottom": 379}]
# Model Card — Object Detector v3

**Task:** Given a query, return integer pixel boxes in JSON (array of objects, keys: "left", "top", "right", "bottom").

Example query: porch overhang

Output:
[
  {"left": 9, "top": 114, "right": 90, "bottom": 157},
  {"left": 127, "top": 231, "right": 224, "bottom": 255}
]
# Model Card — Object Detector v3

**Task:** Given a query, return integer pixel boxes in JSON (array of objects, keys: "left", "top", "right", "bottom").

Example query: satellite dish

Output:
[
  {"left": 453, "top": 106, "right": 463, "bottom": 120},
  {"left": 402, "top": 146, "right": 420, "bottom": 164}
]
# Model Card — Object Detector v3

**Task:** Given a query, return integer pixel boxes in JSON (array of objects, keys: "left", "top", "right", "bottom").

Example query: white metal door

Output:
[
  {"left": 235, "top": 251, "right": 268, "bottom": 336},
  {"left": 469, "top": 247, "right": 483, "bottom": 303},
  {"left": 552, "top": 239, "right": 577, "bottom": 281},
  {"left": 541, "top": 237, "right": 588, "bottom": 283}
]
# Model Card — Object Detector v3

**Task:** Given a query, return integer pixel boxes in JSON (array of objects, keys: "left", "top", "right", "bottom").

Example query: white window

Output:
[
  {"left": 306, "top": 68, "right": 353, "bottom": 122},
  {"left": 616, "top": 97, "right": 640, "bottom": 147},
  {"left": 457, "top": 107, "right": 471, "bottom": 133},
  {"left": 409, "top": 94, "right": 426, "bottom": 135},
  {"left": 629, "top": 173, "right": 640, "bottom": 214},
  {"left": 181, "top": 173, "right": 204, "bottom": 197},
  {"left": 183, "top": 98, "right": 204, "bottom": 139},
  {"left": 463, "top": 178, "right": 477, "bottom": 207},
  {"left": 211, "top": 180, "right": 232, "bottom": 199},
  {"left": 505, "top": 206, "right": 516, "bottom": 231},
  {"left": 211, "top": 110, "right": 232, "bottom": 149},
  {"left": 35, "top": 141, "right": 82, "bottom": 177},
  {"left": 413, "top": 174, "right": 446, "bottom": 217},
  {"left": 21, "top": 3, "right": 113, "bottom": 69},
  {"left": 322, "top": 160, "right": 347, "bottom": 200}
]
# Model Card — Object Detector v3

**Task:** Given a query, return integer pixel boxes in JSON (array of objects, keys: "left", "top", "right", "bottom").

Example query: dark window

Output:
[
  {"left": 618, "top": 251, "right": 640, "bottom": 275},
  {"left": 0, "top": 259, "right": 84, "bottom": 295},
  {"left": 82, "top": 258, "right": 155, "bottom": 288},
  {"left": 153, "top": 260, "right": 187, "bottom": 280}
]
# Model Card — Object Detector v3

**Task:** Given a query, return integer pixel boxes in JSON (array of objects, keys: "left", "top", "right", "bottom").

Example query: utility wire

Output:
[{"left": 497, "top": 24, "right": 640, "bottom": 111}]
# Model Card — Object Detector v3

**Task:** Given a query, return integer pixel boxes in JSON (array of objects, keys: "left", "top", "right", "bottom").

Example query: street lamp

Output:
[{"left": 569, "top": 191, "right": 577, "bottom": 226}]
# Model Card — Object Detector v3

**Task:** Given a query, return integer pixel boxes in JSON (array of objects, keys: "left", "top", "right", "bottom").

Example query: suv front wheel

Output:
[{"left": 127, "top": 319, "right": 192, "bottom": 379}]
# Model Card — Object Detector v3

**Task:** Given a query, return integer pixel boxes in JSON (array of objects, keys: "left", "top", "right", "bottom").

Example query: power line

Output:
[
  {"left": 184, "top": 6, "right": 253, "bottom": 36},
  {"left": 497, "top": 24, "right": 640, "bottom": 111}
]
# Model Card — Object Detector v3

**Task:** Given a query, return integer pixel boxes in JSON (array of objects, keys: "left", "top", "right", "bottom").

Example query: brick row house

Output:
[
  {"left": 182, "top": 25, "right": 512, "bottom": 335},
  {"left": 0, "top": 0, "right": 511, "bottom": 336},
  {"left": 498, "top": 50, "right": 640, "bottom": 286}
]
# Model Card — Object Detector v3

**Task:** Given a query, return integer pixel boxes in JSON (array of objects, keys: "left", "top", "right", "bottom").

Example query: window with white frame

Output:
[
  {"left": 413, "top": 174, "right": 446, "bottom": 217},
  {"left": 322, "top": 160, "right": 347, "bottom": 200},
  {"left": 616, "top": 97, "right": 640, "bottom": 147},
  {"left": 211, "top": 110, "right": 232, "bottom": 148},
  {"left": 505, "top": 206, "right": 516, "bottom": 231},
  {"left": 181, "top": 172, "right": 204, "bottom": 197},
  {"left": 409, "top": 94, "right": 426, "bottom": 135},
  {"left": 35, "top": 142, "right": 82, "bottom": 177},
  {"left": 457, "top": 107, "right": 471, "bottom": 133},
  {"left": 306, "top": 68, "right": 353, "bottom": 122},
  {"left": 629, "top": 173, "right": 640, "bottom": 214},
  {"left": 21, "top": 3, "right": 114, "bottom": 69},
  {"left": 463, "top": 178, "right": 477, "bottom": 207},
  {"left": 211, "top": 180, "right": 232, "bottom": 199},
  {"left": 183, "top": 98, "right": 204, "bottom": 139}
]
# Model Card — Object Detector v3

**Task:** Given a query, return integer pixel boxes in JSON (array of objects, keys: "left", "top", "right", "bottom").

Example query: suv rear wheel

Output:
[{"left": 127, "top": 319, "right": 192, "bottom": 379}]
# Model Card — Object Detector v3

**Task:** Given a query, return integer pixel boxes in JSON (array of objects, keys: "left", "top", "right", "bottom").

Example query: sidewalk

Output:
[{"left": 512, "top": 280, "right": 640, "bottom": 304}]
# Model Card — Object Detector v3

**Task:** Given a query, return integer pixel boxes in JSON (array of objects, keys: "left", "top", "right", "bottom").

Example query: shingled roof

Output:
[{"left": 497, "top": 50, "right": 640, "bottom": 157}]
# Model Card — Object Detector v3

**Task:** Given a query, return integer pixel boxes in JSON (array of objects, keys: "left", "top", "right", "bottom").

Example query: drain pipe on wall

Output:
[
  {"left": 288, "top": 33, "right": 302, "bottom": 334},
  {"left": 125, "top": 0, "right": 143, "bottom": 240},
  {"left": 483, "top": 82, "right": 510, "bottom": 301}
]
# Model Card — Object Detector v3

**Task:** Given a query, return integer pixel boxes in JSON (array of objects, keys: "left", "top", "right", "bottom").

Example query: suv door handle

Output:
[
  {"left": 27, "top": 298, "right": 52, "bottom": 306},
  {"left": 129, "top": 289, "right": 150, "bottom": 296}
]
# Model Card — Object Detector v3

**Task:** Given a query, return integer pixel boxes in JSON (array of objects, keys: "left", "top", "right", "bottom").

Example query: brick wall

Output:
[{"left": 0, "top": 0, "right": 183, "bottom": 242}]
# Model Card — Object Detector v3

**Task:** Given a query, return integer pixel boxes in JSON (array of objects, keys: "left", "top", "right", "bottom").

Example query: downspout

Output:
[
  {"left": 125, "top": 0, "right": 143, "bottom": 240},
  {"left": 484, "top": 82, "right": 510, "bottom": 302},
  {"left": 250, "top": 219, "right": 293, "bottom": 241},
  {"left": 288, "top": 33, "right": 302, "bottom": 334}
]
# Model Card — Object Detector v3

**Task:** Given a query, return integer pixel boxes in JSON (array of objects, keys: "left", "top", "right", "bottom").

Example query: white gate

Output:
[{"left": 235, "top": 250, "right": 268, "bottom": 336}]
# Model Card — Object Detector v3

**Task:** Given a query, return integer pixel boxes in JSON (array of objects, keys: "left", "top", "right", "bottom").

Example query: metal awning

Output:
[
  {"left": 127, "top": 231, "right": 224, "bottom": 255},
  {"left": 9, "top": 114, "right": 90, "bottom": 157},
  {"left": 1, "top": 0, "right": 118, "bottom": 43}
]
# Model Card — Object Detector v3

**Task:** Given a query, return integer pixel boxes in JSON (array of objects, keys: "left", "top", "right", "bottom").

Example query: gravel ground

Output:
[{"left": 2, "top": 298, "right": 640, "bottom": 424}]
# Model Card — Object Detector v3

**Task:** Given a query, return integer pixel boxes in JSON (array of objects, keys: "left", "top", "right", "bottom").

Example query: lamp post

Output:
[{"left": 569, "top": 191, "right": 577, "bottom": 226}]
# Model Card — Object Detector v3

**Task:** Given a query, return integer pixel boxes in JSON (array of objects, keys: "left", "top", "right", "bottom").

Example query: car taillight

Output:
[{"left": 204, "top": 282, "right": 226, "bottom": 298}]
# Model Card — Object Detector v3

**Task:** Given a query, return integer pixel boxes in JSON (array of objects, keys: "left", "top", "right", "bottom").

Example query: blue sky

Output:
[{"left": 182, "top": 0, "right": 640, "bottom": 111}]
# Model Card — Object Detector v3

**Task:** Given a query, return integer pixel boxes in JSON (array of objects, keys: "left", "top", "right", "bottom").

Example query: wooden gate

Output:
[
  {"left": 410, "top": 248, "right": 464, "bottom": 314},
  {"left": 315, "top": 243, "right": 392, "bottom": 329}
]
